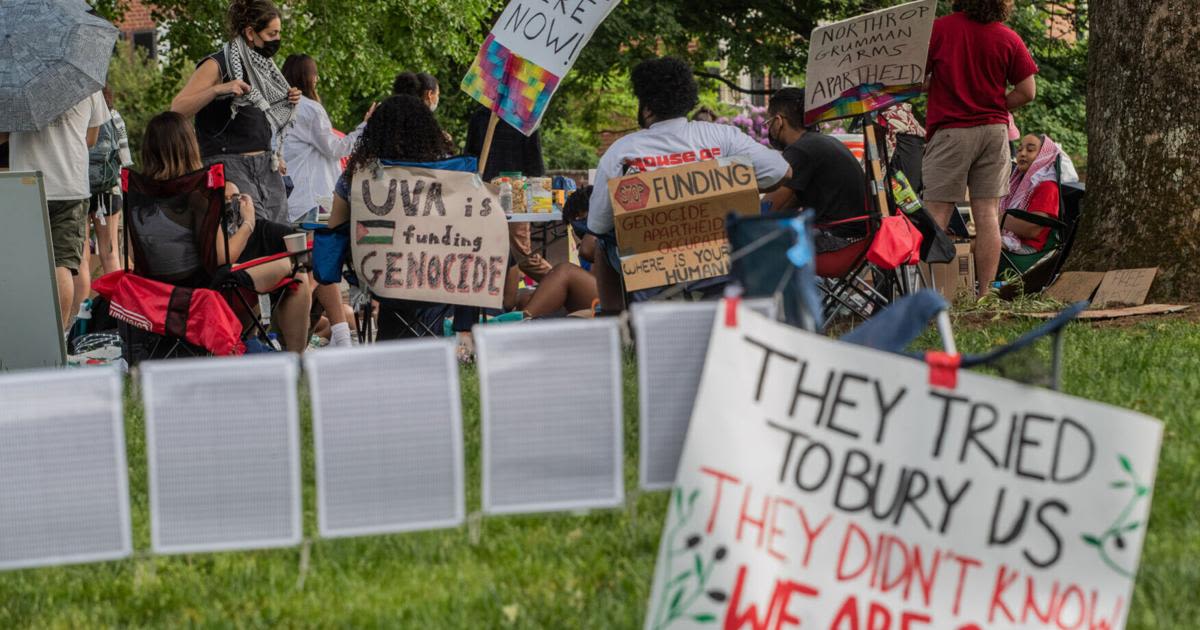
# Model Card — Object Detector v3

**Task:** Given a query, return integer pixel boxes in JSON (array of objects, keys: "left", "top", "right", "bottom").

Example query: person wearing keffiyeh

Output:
[
  {"left": 171, "top": 0, "right": 300, "bottom": 225},
  {"left": 1000, "top": 134, "right": 1079, "bottom": 254}
]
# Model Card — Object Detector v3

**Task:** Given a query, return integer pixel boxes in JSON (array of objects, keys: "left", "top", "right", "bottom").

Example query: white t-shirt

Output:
[
  {"left": 588, "top": 118, "right": 790, "bottom": 234},
  {"left": 8, "top": 92, "right": 110, "bottom": 201},
  {"left": 280, "top": 97, "right": 363, "bottom": 222}
]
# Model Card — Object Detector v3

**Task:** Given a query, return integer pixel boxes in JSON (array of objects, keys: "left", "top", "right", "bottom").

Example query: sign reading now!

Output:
[
  {"left": 646, "top": 304, "right": 1162, "bottom": 630},
  {"left": 350, "top": 166, "right": 509, "bottom": 309},
  {"left": 609, "top": 159, "right": 760, "bottom": 292}
]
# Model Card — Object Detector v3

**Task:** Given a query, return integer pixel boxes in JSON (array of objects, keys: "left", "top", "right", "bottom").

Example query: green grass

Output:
[{"left": 1, "top": 318, "right": 1198, "bottom": 628}]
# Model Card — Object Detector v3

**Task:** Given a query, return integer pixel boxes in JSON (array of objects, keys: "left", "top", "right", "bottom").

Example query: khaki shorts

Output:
[
  {"left": 48, "top": 199, "right": 89, "bottom": 273},
  {"left": 922, "top": 124, "right": 1011, "bottom": 203}
]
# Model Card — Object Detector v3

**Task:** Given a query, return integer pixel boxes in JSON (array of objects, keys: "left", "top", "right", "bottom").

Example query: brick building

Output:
[{"left": 114, "top": 0, "right": 158, "bottom": 58}]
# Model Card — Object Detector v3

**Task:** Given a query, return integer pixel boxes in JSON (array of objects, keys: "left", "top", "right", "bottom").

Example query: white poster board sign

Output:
[
  {"left": 350, "top": 165, "right": 509, "bottom": 309},
  {"left": 804, "top": 0, "right": 936, "bottom": 125},
  {"left": 0, "top": 172, "right": 65, "bottom": 370},
  {"left": 492, "top": 0, "right": 620, "bottom": 74},
  {"left": 646, "top": 303, "right": 1162, "bottom": 630}
]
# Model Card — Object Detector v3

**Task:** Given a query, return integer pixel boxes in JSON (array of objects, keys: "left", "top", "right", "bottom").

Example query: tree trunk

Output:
[{"left": 1071, "top": 0, "right": 1200, "bottom": 300}]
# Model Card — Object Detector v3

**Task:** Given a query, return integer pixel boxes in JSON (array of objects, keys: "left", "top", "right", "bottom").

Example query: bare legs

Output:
[
  {"left": 523, "top": 264, "right": 598, "bottom": 318},
  {"left": 244, "top": 259, "right": 312, "bottom": 353}
]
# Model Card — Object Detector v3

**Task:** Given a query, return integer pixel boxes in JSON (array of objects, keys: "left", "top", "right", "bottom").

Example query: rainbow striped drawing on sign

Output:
[
  {"left": 804, "top": 0, "right": 936, "bottom": 126},
  {"left": 461, "top": 0, "right": 619, "bottom": 136}
]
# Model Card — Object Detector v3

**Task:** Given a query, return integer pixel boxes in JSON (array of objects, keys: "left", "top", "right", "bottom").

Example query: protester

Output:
[
  {"left": 392, "top": 72, "right": 440, "bottom": 110},
  {"left": 171, "top": 0, "right": 301, "bottom": 225},
  {"left": 511, "top": 187, "right": 598, "bottom": 318},
  {"left": 280, "top": 54, "right": 370, "bottom": 347},
  {"left": 321, "top": 95, "right": 456, "bottom": 341},
  {"left": 923, "top": 0, "right": 1039, "bottom": 296},
  {"left": 131, "top": 111, "right": 312, "bottom": 352},
  {"left": 280, "top": 54, "right": 370, "bottom": 224},
  {"left": 878, "top": 103, "right": 926, "bottom": 194},
  {"left": 762, "top": 88, "right": 867, "bottom": 247},
  {"left": 464, "top": 105, "right": 554, "bottom": 282},
  {"left": 587, "top": 57, "right": 790, "bottom": 314},
  {"left": 1000, "top": 134, "right": 1078, "bottom": 255},
  {"left": 75, "top": 87, "right": 134, "bottom": 322},
  {"left": 1, "top": 91, "right": 110, "bottom": 330}
]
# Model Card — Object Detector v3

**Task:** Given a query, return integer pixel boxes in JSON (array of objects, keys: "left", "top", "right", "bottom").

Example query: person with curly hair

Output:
[
  {"left": 319, "top": 95, "right": 457, "bottom": 341},
  {"left": 171, "top": 0, "right": 301, "bottom": 225},
  {"left": 923, "top": 0, "right": 1038, "bottom": 297},
  {"left": 587, "top": 57, "right": 790, "bottom": 314}
]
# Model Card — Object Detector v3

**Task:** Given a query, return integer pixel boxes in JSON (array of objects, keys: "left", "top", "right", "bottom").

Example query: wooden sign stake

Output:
[{"left": 477, "top": 113, "right": 500, "bottom": 179}]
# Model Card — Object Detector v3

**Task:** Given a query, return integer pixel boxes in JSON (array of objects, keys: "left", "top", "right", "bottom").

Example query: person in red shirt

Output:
[
  {"left": 1000, "top": 134, "right": 1074, "bottom": 254},
  {"left": 922, "top": 0, "right": 1038, "bottom": 295}
]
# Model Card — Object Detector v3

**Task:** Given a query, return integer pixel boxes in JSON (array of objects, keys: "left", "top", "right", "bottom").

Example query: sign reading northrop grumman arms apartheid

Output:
[
  {"left": 645, "top": 303, "right": 1162, "bottom": 630},
  {"left": 804, "top": 0, "right": 936, "bottom": 125},
  {"left": 350, "top": 166, "right": 509, "bottom": 309}
]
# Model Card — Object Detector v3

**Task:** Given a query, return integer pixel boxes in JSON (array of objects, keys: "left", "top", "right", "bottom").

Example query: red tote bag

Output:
[{"left": 866, "top": 215, "right": 923, "bottom": 270}]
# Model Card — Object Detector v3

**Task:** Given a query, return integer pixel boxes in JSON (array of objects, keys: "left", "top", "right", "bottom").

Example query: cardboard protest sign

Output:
[
  {"left": 460, "top": 0, "right": 619, "bottom": 135},
  {"left": 350, "top": 166, "right": 509, "bottom": 309},
  {"left": 805, "top": 0, "right": 936, "bottom": 125},
  {"left": 646, "top": 304, "right": 1162, "bottom": 630},
  {"left": 1091, "top": 268, "right": 1157, "bottom": 308},
  {"left": 609, "top": 158, "right": 760, "bottom": 292}
]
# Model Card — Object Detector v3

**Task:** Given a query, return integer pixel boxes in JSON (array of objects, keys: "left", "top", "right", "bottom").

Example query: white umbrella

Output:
[{"left": 0, "top": 0, "right": 118, "bottom": 132}]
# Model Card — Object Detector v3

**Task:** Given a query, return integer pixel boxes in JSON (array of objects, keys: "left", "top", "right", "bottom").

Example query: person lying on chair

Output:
[
  {"left": 133, "top": 112, "right": 312, "bottom": 352},
  {"left": 1000, "top": 134, "right": 1078, "bottom": 255}
]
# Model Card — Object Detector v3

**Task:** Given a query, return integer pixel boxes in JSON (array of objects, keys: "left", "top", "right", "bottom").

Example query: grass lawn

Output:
[{"left": 1, "top": 314, "right": 1198, "bottom": 628}]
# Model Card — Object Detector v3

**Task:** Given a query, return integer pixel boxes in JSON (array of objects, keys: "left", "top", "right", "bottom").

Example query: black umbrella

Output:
[{"left": 0, "top": 0, "right": 118, "bottom": 132}]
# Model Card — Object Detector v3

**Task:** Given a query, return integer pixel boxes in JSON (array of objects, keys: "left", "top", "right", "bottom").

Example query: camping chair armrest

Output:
[
  {"left": 1002, "top": 209, "right": 1066, "bottom": 231},
  {"left": 230, "top": 248, "right": 312, "bottom": 273}
]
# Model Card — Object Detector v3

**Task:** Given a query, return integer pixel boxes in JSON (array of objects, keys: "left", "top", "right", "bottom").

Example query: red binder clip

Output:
[
  {"left": 926, "top": 351, "right": 962, "bottom": 389},
  {"left": 120, "top": 168, "right": 130, "bottom": 193},
  {"left": 724, "top": 296, "right": 741, "bottom": 327}
]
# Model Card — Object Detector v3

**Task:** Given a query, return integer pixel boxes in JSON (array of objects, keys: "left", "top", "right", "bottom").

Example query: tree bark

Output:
[{"left": 1071, "top": 0, "right": 1200, "bottom": 300}]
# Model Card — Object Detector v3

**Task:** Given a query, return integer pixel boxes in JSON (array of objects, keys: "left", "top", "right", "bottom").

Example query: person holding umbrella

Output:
[
  {"left": 0, "top": 2, "right": 117, "bottom": 331},
  {"left": 171, "top": 0, "right": 301, "bottom": 225}
]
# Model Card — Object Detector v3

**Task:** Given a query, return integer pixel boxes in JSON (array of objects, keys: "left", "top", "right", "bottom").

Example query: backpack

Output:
[{"left": 88, "top": 118, "right": 122, "bottom": 195}]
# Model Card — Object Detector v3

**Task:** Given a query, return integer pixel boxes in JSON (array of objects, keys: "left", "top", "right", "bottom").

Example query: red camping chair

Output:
[{"left": 110, "top": 164, "right": 310, "bottom": 363}]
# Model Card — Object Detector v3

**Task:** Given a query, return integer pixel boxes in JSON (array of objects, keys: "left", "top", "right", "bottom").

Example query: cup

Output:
[{"left": 284, "top": 232, "right": 311, "bottom": 267}]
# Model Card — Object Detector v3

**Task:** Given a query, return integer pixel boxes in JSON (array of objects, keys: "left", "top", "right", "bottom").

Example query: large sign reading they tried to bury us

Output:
[
  {"left": 804, "top": 0, "right": 936, "bottom": 125},
  {"left": 350, "top": 167, "right": 509, "bottom": 309},
  {"left": 645, "top": 304, "right": 1162, "bottom": 630}
]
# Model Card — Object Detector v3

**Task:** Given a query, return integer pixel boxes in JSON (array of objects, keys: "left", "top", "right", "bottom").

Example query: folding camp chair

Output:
[
  {"left": 998, "top": 158, "right": 1087, "bottom": 294},
  {"left": 842, "top": 289, "right": 1089, "bottom": 391},
  {"left": 115, "top": 164, "right": 309, "bottom": 363}
]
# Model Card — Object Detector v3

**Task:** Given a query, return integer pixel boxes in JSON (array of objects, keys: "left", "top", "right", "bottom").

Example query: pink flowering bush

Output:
[{"left": 717, "top": 105, "right": 771, "bottom": 146}]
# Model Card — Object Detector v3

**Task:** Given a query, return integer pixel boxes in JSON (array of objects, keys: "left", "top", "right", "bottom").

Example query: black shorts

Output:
[
  {"left": 236, "top": 220, "right": 292, "bottom": 263},
  {"left": 88, "top": 192, "right": 122, "bottom": 217}
]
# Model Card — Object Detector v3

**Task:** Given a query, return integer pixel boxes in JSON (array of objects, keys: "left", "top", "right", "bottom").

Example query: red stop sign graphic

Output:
[{"left": 614, "top": 177, "right": 650, "bottom": 212}]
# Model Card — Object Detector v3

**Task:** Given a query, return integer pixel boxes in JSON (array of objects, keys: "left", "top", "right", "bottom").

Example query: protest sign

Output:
[
  {"left": 805, "top": 0, "right": 936, "bottom": 125},
  {"left": 645, "top": 304, "right": 1162, "bottom": 630},
  {"left": 609, "top": 159, "right": 760, "bottom": 292},
  {"left": 350, "top": 166, "right": 509, "bottom": 309},
  {"left": 461, "top": 0, "right": 620, "bottom": 135}
]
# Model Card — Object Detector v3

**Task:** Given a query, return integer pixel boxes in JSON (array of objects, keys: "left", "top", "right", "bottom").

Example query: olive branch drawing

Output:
[
  {"left": 649, "top": 486, "right": 729, "bottom": 629},
  {"left": 1081, "top": 454, "right": 1151, "bottom": 579}
]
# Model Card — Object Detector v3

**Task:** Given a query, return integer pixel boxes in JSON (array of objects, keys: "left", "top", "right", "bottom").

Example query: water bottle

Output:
[{"left": 499, "top": 180, "right": 513, "bottom": 218}]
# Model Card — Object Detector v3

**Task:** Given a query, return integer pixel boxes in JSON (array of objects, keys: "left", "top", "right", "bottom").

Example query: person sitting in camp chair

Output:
[
  {"left": 1000, "top": 134, "right": 1078, "bottom": 255},
  {"left": 131, "top": 112, "right": 312, "bottom": 352},
  {"left": 507, "top": 187, "right": 599, "bottom": 318}
]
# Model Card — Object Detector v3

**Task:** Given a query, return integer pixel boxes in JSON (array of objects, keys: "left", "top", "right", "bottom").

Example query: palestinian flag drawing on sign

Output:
[{"left": 356, "top": 220, "right": 395, "bottom": 245}]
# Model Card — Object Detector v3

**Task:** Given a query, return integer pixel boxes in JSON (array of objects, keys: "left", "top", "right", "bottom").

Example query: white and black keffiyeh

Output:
[{"left": 225, "top": 37, "right": 296, "bottom": 135}]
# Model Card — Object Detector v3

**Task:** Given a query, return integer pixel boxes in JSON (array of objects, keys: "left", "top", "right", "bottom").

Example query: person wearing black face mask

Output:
[
  {"left": 171, "top": 0, "right": 300, "bottom": 225},
  {"left": 762, "top": 88, "right": 868, "bottom": 242}
]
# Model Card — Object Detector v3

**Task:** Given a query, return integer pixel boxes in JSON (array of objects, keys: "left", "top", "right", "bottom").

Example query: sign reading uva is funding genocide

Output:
[
  {"left": 350, "top": 166, "right": 509, "bottom": 309},
  {"left": 645, "top": 304, "right": 1162, "bottom": 630}
]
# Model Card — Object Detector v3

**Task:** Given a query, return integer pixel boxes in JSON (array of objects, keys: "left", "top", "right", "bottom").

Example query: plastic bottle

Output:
[
  {"left": 267, "top": 332, "right": 282, "bottom": 351},
  {"left": 499, "top": 180, "right": 514, "bottom": 218}
]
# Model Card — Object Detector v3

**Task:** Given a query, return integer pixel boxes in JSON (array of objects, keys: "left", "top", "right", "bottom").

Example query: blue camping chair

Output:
[{"left": 841, "top": 289, "right": 1089, "bottom": 390}]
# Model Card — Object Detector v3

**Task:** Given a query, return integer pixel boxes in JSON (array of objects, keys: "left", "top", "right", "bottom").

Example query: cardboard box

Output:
[
  {"left": 920, "top": 242, "right": 975, "bottom": 302},
  {"left": 608, "top": 158, "right": 760, "bottom": 291}
]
